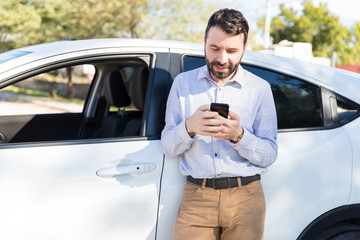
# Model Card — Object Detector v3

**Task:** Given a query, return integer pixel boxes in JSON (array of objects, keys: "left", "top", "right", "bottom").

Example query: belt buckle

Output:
[
  {"left": 211, "top": 178, "right": 216, "bottom": 189},
  {"left": 212, "top": 178, "right": 231, "bottom": 189}
]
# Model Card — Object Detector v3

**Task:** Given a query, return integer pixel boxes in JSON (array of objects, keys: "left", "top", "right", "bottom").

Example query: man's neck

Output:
[{"left": 211, "top": 71, "right": 237, "bottom": 86}]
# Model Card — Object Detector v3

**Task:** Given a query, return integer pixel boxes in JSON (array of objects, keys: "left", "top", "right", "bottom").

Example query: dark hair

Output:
[{"left": 205, "top": 8, "right": 249, "bottom": 45}]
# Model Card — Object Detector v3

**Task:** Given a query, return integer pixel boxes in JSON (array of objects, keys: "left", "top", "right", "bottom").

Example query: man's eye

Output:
[{"left": 227, "top": 50, "right": 237, "bottom": 54}]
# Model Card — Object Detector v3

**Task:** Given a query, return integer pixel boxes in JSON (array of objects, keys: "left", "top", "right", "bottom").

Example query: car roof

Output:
[{"left": 1, "top": 38, "right": 360, "bottom": 103}]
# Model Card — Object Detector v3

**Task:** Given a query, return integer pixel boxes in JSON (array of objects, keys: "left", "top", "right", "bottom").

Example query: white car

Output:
[{"left": 1, "top": 39, "right": 360, "bottom": 240}]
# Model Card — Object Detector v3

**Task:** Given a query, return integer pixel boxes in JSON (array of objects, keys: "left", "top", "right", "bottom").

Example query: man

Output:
[{"left": 161, "top": 8, "right": 278, "bottom": 240}]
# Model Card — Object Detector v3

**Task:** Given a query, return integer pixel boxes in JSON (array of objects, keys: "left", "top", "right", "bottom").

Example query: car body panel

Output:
[
  {"left": 263, "top": 127, "right": 352, "bottom": 239},
  {"left": 343, "top": 118, "right": 360, "bottom": 204}
]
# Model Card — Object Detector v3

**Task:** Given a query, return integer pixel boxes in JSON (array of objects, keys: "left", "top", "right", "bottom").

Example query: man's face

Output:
[{"left": 205, "top": 26, "right": 247, "bottom": 83}]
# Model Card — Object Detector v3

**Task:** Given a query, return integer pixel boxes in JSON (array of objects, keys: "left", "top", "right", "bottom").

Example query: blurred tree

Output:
[
  {"left": 68, "top": 0, "right": 149, "bottom": 39},
  {"left": 29, "top": 0, "right": 73, "bottom": 44},
  {"left": 31, "top": 0, "right": 148, "bottom": 41},
  {"left": 141, "top": 0, "right": 219, "bottom": 42},
  {"left": 258, "top": 0, "right": 353, "bottom": 64},
  {"left": 0, "top": 0, "right": 149, "bottom": 50},
  {"left": 0, "top": 0, "right": 222, "bottom": 50},
  {"left": 345, "top": 22, "right": 360, "bottom": 64},
  {"left": 0, "top": 0, "right": 41, "bottom": 52}
]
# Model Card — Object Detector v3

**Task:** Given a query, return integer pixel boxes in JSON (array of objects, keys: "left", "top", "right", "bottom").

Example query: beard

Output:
[{"left": 206, "top": 57, "right": 241, "bottom": 80}]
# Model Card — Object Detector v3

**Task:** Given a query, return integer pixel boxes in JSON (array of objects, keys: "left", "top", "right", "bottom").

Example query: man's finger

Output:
[
  {"left": 228, "top": 110, "right": 239, "bottom": 120},
  {"left": 198, "top": 104, "right": 211, "bottom": 112}
]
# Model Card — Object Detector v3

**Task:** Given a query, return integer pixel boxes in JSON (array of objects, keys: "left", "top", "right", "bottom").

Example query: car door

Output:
[
  {"left": 0, "top": 140, "right": 163, "bottom": 240},
  {"left": 0, "top": 48, "right": 169, "bottom": 240}
]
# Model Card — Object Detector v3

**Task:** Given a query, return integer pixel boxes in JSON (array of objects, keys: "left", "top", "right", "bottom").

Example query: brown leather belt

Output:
[{"left": 187, "top": 175, "right": 260, "bottom": 189}]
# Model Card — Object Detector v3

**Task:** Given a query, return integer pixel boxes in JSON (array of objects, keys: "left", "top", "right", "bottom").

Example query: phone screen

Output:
[{"left": 210, "top": 103, "right": 229, "bottom": 118}]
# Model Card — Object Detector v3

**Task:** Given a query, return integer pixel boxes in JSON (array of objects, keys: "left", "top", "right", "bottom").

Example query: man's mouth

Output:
[{"left": 214, "top": 64, "right": 228, "bottom": 72}]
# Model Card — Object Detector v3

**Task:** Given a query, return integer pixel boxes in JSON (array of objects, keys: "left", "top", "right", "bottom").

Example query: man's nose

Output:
[{"left": 217, "top": 51, "right": 228, "bottom": 64}]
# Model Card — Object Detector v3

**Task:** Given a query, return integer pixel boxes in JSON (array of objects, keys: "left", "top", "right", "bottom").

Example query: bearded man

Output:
[{"left": 161, "top": 8, "right": 278, "bottom": 240}]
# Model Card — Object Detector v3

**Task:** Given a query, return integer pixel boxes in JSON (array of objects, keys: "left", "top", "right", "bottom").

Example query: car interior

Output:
[
  {"left": 0, "top": 57, "right": 150, "bottom": 144},
  {"left": 78, "top": 64, "right": 149, "bottom": 139}
]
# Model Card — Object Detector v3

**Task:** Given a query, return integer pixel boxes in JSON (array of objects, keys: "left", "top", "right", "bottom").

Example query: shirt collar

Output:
[{"left": 198, "top": 64, "right": 246, "bottom": 87}]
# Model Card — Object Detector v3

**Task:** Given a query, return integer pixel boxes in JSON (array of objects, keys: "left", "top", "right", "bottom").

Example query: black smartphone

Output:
[{"left": 210, "top": 103, "right": 229, "bottom": 118}]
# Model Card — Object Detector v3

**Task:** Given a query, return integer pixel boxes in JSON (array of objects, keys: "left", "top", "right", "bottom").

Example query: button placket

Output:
[{"left": 217, "top": 87, "right": 223, "bottom": 102}]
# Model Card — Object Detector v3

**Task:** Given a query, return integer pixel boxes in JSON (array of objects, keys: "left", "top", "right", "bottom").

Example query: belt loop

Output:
[
  {"left": 201, "top": 178, "right": 206, "bottom": 190},
  {"left": 237, "top": 177, "right": 242, "bottom": 188}
]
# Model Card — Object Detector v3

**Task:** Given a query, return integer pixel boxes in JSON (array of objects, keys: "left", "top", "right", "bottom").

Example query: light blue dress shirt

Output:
[{"left": 161, "top": 65, "right": 278, "bottom": 178}]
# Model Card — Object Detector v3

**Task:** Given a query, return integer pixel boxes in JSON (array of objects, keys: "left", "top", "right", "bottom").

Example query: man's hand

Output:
[
  {"left": 185, "top": 105, "right": 243, "bottom": 141},
  {"left": 185, "top": 104, "right": 224, "bottom": 137},
  {"left": 214, "top": 110, "right": 244, "bottom": 142}
]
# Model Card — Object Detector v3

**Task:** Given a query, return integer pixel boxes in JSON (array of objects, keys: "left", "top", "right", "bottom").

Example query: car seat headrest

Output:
[{"left": 104, "top": 71, "right": 131, "bottom": 108}]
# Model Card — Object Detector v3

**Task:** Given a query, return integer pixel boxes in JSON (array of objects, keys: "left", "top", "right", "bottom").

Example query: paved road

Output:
[
  {"left": 0, "top": 92, "right": 83, "bottom": 115},
  {"left": 0, "top": 102, "right": 64, "bottom": 115}
]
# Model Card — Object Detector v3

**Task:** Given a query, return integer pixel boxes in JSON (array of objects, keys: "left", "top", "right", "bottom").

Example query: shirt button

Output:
[{"left": 215, "top": 153, "right": 218, "bottom": 157}]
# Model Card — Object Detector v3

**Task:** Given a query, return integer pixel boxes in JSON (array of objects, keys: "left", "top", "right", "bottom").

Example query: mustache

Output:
[{"left": 210, "top": 61, "right": 230, "bottom": 67}]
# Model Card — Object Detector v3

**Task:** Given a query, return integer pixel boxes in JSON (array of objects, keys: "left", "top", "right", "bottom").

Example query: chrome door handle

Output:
[{"left": 96, "top": 162, "right": 156, "bottom": 178}]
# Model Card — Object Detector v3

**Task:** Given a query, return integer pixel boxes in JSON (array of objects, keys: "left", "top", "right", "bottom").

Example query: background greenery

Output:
[{"left": 1, "top": 0, "right": 359, "bottom": 64}]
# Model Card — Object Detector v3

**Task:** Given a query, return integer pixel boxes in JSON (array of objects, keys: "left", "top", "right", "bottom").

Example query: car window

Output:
[
  {"left": 77, "top": 63, "right": 149, "bottom": 140},
  {"left": 182, "top": 56, "right": 205, "bottom": 72},
  {"left": 0, "top": 57, "right": 150, "bottom": 143},
  {"left": 0, "top": 64, "right": 95, "bottom": 116},
  {"left": 243, "top": 65, "right": 323, "bottom": 130},
  {"left": 182, "top": 55, "right": 323, "bottom": 130}
]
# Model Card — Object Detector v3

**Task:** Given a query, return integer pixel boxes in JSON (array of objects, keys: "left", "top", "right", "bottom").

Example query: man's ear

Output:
[{"left": 204, "top": 37, "right": 207, "bottom": 53}]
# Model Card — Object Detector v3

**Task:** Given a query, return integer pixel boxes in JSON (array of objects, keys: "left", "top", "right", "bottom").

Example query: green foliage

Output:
[
  {"left": 141, "top": 0, "right": 219, "bottom": 42},
  {"left": 0, "top": 0, "right": 41, "bottom": 51},
  {"left": 345, "top": 22, "right": 360, "bottom": 64},
  {"left": 0, "top": 0, "right": 221, "bottom": 52},
  {"left": 258, "top": 0, "right": 357, "bottom": 64}
]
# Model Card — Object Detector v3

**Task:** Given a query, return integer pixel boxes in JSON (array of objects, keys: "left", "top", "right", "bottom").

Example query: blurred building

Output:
[
  {"left": 261, "top": 40, "right": 331, "bottom": 66},
  {"left": 336, "top": 64, "right": 360, "bottom": 74}
]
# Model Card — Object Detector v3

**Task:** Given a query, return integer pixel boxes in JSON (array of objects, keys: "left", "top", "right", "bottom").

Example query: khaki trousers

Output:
[{"left": 173, "top": 179, "right": 265, "bottom": 240}]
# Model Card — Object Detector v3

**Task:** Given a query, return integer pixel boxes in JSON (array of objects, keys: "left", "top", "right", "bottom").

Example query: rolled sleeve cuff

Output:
[{"left": 179, "top": 119, "right": 197, "bottom": 142}]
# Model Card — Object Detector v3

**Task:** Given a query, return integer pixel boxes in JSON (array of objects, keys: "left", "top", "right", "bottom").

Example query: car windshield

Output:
[{"left": 0, "top": 50, "right": 32, "bottom": 64}]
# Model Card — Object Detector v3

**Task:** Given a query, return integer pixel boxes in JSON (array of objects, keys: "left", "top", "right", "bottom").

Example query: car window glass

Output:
[
  {"left": 0, "top": 64, "right": 95, "bottom": 116},
  {"left": 0, "top": 61, "right": 151, "bottom": 143},
  {"left": 78, "top": 64, "right": 149, "bottom": 140},
  {"left": 182, "top": 56, "right": 323, "bottom": 130},
  {"left": 242, "top": 65, "right": 323, "bottom": 129},
  {"left": 183, "top": 56, "right": 205, "bottom": 72}
]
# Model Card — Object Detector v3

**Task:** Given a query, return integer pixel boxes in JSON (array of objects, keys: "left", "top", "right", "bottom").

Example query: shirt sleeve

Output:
[
  {"left": 161, "top": 76, "right": 195, "bottom": 158},
  {"left": 233, "top": 83, "right": 278, "bottom": 167}
]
